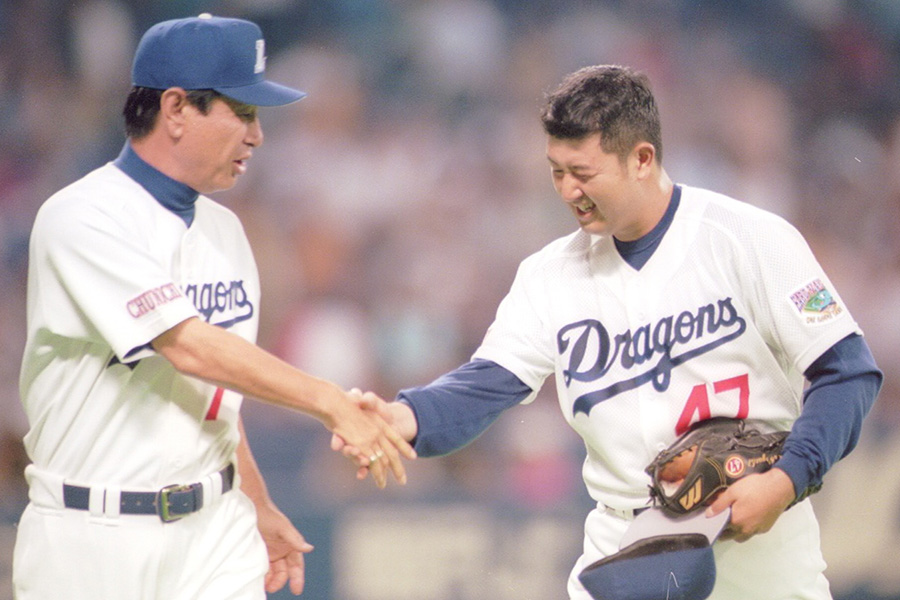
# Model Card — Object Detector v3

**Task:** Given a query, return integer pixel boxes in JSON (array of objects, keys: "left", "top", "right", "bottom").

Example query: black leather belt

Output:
[{"left": 62, "top": 463, "right": 234, "bottom": 522}]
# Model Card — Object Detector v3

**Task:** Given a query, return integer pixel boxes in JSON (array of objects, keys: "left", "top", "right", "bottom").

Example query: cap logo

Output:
[{"left": 254, "top": 39, "right": 266, "bottom": 74}]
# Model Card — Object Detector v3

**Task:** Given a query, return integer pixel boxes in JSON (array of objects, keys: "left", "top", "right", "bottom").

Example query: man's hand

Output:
[
  {"left": 327, "top": 388, "right": 416, "bottom": 488},
  {"left": 332, "top": 390, "right": 418, "bottom": 484},
  {"left": 255, "top": 499, "right": 315, "bottom": 595},
  {"left": 705, "top": 468, "right": 796, "bottom": 542}
]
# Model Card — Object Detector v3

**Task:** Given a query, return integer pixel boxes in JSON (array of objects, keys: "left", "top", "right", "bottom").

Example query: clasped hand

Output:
[
  {"left": 332, "top": 389, "right": 417, "bottom": 487},
  {"left": 331, "top": 389, "right": 416, "bottom": 488}
]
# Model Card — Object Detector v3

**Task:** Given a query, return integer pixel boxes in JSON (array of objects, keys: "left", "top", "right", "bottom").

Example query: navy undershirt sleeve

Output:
[
  {"left": 775, "top": 333, "right": 882, "bottom": 498},
  {"left": 397, "top": 334, "right": 881, "bottom": 498},
  {"left": 397, "top": 359, "right": 533, "bottom": 457}
]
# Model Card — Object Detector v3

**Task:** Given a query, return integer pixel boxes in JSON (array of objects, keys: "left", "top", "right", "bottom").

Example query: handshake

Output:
[{"left": 328, "top": 389, "right": 419, "bottom": 489}]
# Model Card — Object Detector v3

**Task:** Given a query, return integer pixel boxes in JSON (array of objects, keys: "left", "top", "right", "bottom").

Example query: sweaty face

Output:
[
  {"left": 546, "top": 133, "right": 642, "bottom": 240},
  {"left": 177, "top": 96, "right": 262, "bottom": 194}
]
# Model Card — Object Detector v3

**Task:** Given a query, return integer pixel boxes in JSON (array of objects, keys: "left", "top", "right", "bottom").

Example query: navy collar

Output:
[
  {"left": 614, "top": 184, "right": 682, "bottom": 270},
  {"left": 113, "top": 143, "right": 199, "bottom": 227}
]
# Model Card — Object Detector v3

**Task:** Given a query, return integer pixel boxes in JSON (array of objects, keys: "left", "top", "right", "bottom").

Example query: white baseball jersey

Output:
[
  {"left": 475, "top": 184, "right": 857, "bottom": 598},
  {"left": 474, "top": 184, "right": 860, "bottom": 510},
  {"left": 19, "top": 161, "right": 258, "bottom": 488}
]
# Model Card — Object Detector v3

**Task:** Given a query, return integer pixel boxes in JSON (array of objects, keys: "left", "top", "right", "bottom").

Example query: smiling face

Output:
[
  {"left": 174, "top": 93, "right": 263, "bottom": 194},
  {"left": 547, "top": 133, "right": 648, "bottom": 240}
]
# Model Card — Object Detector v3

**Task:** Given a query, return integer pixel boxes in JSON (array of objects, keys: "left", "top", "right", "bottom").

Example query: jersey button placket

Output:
[
  {"left": 625, "top": 279, "right": 656, "bottom": 438},
  {"left": 625, "top": 280, "right": 647, "bottom": 326}
]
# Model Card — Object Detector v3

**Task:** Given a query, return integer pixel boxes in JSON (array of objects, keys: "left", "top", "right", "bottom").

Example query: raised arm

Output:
[{"left": 152, "top": 316, "right": 416, "bottom": 487}]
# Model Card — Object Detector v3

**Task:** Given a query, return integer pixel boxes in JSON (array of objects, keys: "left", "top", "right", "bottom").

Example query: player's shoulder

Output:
[
  {"left": 679, "top": 184, "right": 801, "bottom": 237},
  {"left": 47, "top": 162, "right": 136, "bottom": 201},
  {"left": 37, "top": 164, "right": 239, "bottom": 227},
  {"left": 518, "top": 229, "right": 592, "bottom": 271},
  {"left": 194, "top": 194, "right": 242, "bottom": 223},
  {"left": 35, "top": 163, "right": 142, "bottom": 226}
]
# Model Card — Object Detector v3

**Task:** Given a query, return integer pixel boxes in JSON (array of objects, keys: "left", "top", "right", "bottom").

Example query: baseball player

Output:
[
  {"left": 14, "top": 14, "right": 414, "bottom": 600},
  {"left": 341, "top": 65, "right": 882, "bottom": 598}
]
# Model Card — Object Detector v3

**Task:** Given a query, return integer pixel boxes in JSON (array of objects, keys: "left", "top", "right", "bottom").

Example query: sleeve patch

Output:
[{"left": 789, "top": 279, "right": 844, "bottom": 325}]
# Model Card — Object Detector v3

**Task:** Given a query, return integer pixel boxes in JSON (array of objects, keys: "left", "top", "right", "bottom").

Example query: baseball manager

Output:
[{"left": 14, "top": 14, "right": 414, "bottom": 600}]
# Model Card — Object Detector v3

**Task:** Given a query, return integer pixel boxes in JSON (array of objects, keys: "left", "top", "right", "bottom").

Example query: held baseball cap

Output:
[
  {"left": 131, "top": 13, "right": 306, "bottom": 106},
  {"left": 578, "top": 507, "right": 731, "bottom": 600}
]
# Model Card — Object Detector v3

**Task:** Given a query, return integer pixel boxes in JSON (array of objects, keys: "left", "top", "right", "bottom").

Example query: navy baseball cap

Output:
[
  {"left": 579, "top": 536, "right": 716, "bottom": 600},
  {"left": 132, "top": 13, "right": 306, "bottom": 107},
  {"left": 578, "top": 507, "right": 730, "bottom": 600}
]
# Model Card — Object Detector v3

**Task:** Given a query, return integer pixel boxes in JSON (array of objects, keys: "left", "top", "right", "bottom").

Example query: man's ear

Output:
[
  {"left": 159, "top": 87, "right": 190, "bottom": 138},
  {"left": 632, "top": 142, "right": 656, "bottom": 179}
]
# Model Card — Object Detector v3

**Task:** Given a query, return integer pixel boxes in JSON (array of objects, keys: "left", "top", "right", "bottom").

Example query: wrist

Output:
[
  {"left": 393, "top": 400, "right": 419, "bottom": 442},
  {"left": 305, "top": 378, "right": 348, "bottom": 431},
  {"left": 769, "top": 467, "right": 798, "bottom": 508}
]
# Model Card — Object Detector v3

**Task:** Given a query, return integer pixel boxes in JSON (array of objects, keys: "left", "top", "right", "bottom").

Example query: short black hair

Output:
[
  {"left": 540, "top": 65, "right": 663, "bottom": 162},
  {"left": 122, "top": 87, "right": 235, "bottom": 139}
]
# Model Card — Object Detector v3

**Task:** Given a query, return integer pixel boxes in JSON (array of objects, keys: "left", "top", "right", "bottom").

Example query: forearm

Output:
[
  {"left": 153, "top": 317, "right": 343, "bottom": 429},
  {"left": 397, "top": 359, "right": 532, "bottom": 457},
  {"left": 154, "top": 317, "right": 417, "bottom": 489}
]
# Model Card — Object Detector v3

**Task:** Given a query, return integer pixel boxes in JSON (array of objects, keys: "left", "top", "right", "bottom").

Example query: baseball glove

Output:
[{"left": 646, "top": 417, "right": 817, "bottom": 516}]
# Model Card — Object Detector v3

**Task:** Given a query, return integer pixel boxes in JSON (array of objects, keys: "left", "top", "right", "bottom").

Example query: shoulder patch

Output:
[{"left": 789, "top": 278, "right": 843, "bottom": 325}]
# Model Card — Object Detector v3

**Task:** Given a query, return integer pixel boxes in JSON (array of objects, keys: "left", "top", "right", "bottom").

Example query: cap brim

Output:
[
  {"left": 214, "top": 80, "right": 306, "bottom": 107},
  {"left": 619, "top": 506, "right": 731, "bottom": 550}
]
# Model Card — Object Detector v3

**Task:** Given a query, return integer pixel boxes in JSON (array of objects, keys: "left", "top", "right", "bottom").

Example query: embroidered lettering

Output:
[
  {"left": 183, "top": 279, "right": 254, "bottom": 327},
  {"left": 127, "top": 283, "right": 183, "bottom": 318},
  {"left": 563, "top": 298, "right": 747, "bottom": 416}
]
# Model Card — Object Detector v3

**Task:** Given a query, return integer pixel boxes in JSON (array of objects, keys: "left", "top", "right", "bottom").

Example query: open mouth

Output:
[{"left": 574, "top": 199, "right": 595, "bottom": 216}]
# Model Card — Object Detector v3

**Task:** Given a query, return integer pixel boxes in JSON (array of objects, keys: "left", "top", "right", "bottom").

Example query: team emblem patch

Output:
[{"left": 789, "top": 279, "right": 843, "bottom": 325}]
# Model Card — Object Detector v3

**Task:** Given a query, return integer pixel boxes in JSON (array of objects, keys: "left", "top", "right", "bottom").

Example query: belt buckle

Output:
[{"left": 158, "top": 483, "right": 195, "bottom": 523}]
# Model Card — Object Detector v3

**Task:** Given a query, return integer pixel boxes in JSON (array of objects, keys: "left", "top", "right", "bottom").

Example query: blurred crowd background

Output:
[{"left": 2, "top": 0, "right": 900, "bottom": 598}]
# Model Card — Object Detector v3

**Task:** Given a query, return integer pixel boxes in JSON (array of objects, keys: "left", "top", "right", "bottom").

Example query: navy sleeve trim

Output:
[
  {"left": 397, "top": 359, "right": 532, "bottom": 457},
  {"left": 775, "top": 333, "right": 883, "bottom": 498}
]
